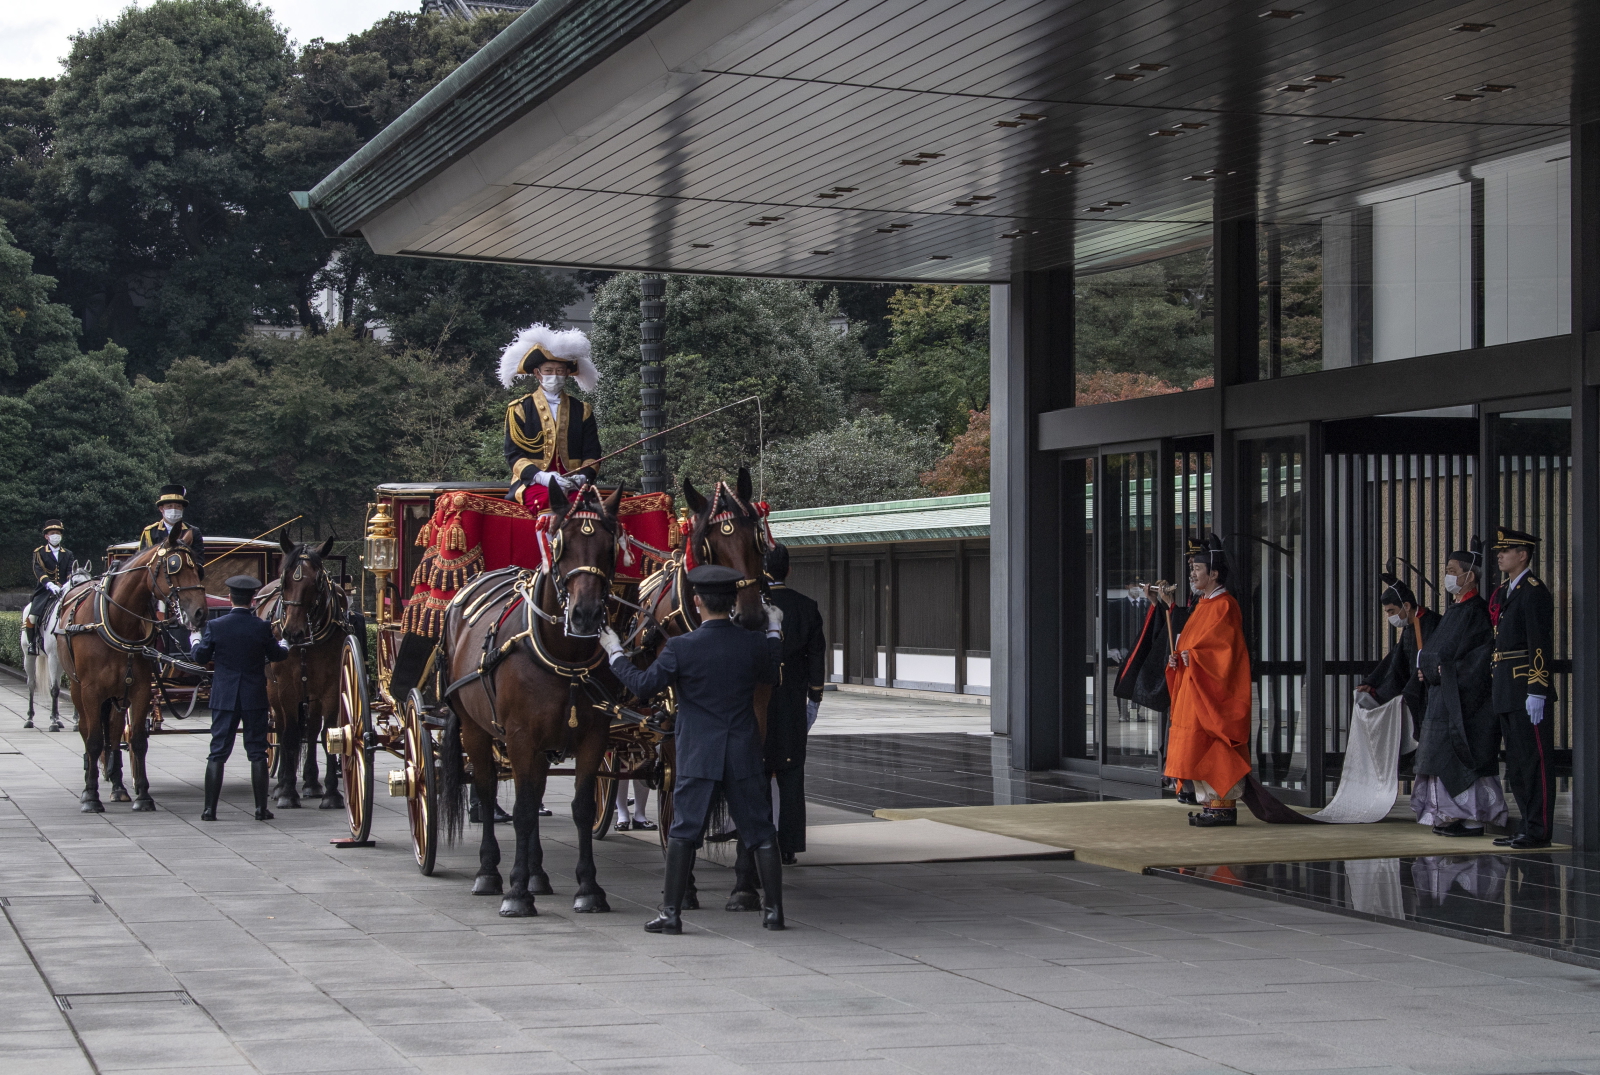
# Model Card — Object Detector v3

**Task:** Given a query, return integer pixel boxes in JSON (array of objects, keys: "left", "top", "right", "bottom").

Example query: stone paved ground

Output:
[{"left": 6, "top": 680, "right": 1600, "bottom": 1075}]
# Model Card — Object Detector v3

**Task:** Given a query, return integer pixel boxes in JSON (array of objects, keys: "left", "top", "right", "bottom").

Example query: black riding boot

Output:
[
  {"left": 201, "top": 760, "right": 223, "bottom": 821},
  {"left": 645, "top": 839, "right": 697, "bottom": 935},
  {"left": 752, "top": 838, "right": 785, "bottom": 930},
  {"left": 251, "top": 759, "right": 274, "bottom": 821}
]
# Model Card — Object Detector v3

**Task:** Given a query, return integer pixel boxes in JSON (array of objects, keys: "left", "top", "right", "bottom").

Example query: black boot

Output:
[
  {"left": 201, "top": 760, "right": 223, "bottom": 821},
  {"left": 725, "top": 840, "right": 762, "bottom": 911},
  {"left": 645, "top": 839, "right": 696, "bottom": 934},
  {"left": 752, "top": 838, "right": 785, "bottom": 930},
  {"left": 251, "top": 759, "right": 274, "bottom": 821}
]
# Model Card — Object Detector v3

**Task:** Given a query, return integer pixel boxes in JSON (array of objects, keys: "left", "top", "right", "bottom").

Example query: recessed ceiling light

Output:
[
  {"left": 1279, "top": 83, "right": 1313, "bottom": 92},
  {"left": 1477, "top": 83, "right": 1515, "bottom": 93},
  {"left": 1452, "top": 22, "right": 1494, "bottom": 31},
  {"left": 994, "top": 120, "right": 1026, "bottom": 128},
  {"left": 1327, "top": 130, "right": 1366, "bottom": 138},
  {"left": 953, "top": 200, "right": 979, "bottom": 206},
  {"left": 832, "top": 186, "right": 858, "bottom": 192},
  {"left": 746, "top": 221, "right": 771, "bottom": 226},
  {"left": 1443, "top": 92, "right": 1483, "bottom": 102},
  {"left": 811, "top": 250, "right": 833, "bottom": 255},
  {"left": 898, "top": 159, "right": 925, "bottom": 165},
  {"left": 761, "top": 216, "right": 783, "bottom": 221},
  {"left": 1185, "top": 174, "right": 1216, "bottom": 181},
  {"left": 1150, "top": 129, "right": 1182, "bottom": 137},
  {"left": 1303, "top": 137, "right": 1340, "bottom": 145},
  {"left": 876, "top": 228, "right": 897, "bottom": 233},
  {"left": 916, "top": 153, "right": 944, "bottom": 159},
  {"left": 1102, "top": 200, "right": 1131, "bottom": 206},
  {"left": 1016, "top": 113, "right": 1047, "bottom": 121},
  {"left": 929, "top": 255, "right": 952, "bottom": 260},
  {"left": 970, "top": 195, "right": 995, "bottom": 201},
  {"left": 691, "top": 243, "right": 713, "bottom": 249},
  {"left": 1085, "top": 206, "right": 1116, "bottom": 212},
  {"left": 888, "top": 223, "right": 913, "bottom": 229},
  {"left": 816, "top": 192, "right": 843, "bottom": 198},
  {"left": 1130, "top": 63, "right": 1168, "bottom": 72},
  {"left": 1306, "top": 74, "right": 1344, "bottom": 83},
  {"left": 1105, "top": 72, "right": 1143, "bottom": 82},
  {"left": 1173, "top": 122, "right": 1209, "bottom": 130},
  {"left": 1000, "top": 230, "right": 1037, "bottom": 239},
  {"left": 1260, "top": 8, "right": 1302, "bottom": 18}
]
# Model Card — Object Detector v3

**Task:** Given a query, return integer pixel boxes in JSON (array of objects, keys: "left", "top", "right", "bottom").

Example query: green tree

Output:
[
  {"left": 879, "top": 284, "right": 989, "bottom": 441},
  {"left": 48, "top": 0, "right": 296, "bottom": 374},
  {"left": 764, "top": 414, "right": 941, "bottom": 510},
  {"left": 589, "top": 273, "right": 856, "bottom": 492},
  {"left": 0, "top": 221, "right": 81, "bottom": 392},
  {"left": 0, "top": 395, "right": 39, "bottom": 552},
  {"left": 0, "top": 78, "right": 57, "bottom": 265},
  {"left": 25, "top": 345, "right": 169, "bottom": 553},
  {"left": 1075, "top": 248, "right": 1213, "bottom": 397}
]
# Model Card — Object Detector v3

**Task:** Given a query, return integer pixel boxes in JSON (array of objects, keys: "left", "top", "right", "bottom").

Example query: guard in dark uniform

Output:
[
  {"left": 1488, "top": 527, "right": 1557, "bottom": 849},
  {"left": 600, "top": 565, "right": 785, "bottom": 934},
  {"left": 1356, "top": 572, "right": 1441, "bottom": 752},
  {"left": 139, "top": 485, "right": 206, "bottom": 577},
  {"left": 762, "top": 544, "right": 826, "bottom": 864},
  {"left": 27, "top": 520, "right": 73, "bottom": 645},
  {"left": 192, "top": 575, "right": 288, "bottom": 822}
]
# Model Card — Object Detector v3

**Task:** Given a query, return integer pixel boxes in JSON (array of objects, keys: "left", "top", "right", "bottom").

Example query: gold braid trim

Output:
[{"left": 1516, "top": 650, "right": 1552, "bottom": 689}]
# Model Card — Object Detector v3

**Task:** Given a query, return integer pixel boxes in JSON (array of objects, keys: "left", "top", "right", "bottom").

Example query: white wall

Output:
[
  {"left": 1482, "top": 152, "right": 1571, "bottom": 346},
  {"left": 1372, "top": 183, "right": 1474, "bottom": 362}
]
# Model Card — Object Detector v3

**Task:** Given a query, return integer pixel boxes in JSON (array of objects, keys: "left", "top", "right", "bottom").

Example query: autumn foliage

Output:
[{"left": 921, "top": 406, "right": 990, "bottom": 495}]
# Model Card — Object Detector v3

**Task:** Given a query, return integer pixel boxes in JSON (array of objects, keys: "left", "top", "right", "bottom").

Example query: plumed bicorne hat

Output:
[
  {"left": 1379, "top": 571, "right": 1416, "bottom": 608},
  {"left": 497, "top": 324, "right": 599, "bottom": 393},
  {"left": 1186, "top": 533, "right": 1226, "bottom": 567}
]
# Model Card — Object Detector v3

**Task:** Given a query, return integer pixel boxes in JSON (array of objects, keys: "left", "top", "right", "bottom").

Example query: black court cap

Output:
[
  {"left": 1186, "top": 533, "right": 1226, "bottom": 565},
  {"left": 688, "top": 564, "right": 742, "bottom": 596},
  {"left": 1379, "top": 571, "right": 1416, "bottom": 607},
  {"left": 225, "top": 575, "right": 262, "bottom": 593},
  {"left": 1491, "top": 526, "right": 1537, "bottom": 550}
]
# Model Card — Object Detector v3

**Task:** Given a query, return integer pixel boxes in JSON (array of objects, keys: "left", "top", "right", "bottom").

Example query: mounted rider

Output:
[
  {"left": 26, "top": 520, "right": 74, "bottom": 646},
  {"left": 499, "top": 324, "right": 602, "bottom": 512},
  {"left": 139, "top": 485, "right": 206, "bottom": 578}
]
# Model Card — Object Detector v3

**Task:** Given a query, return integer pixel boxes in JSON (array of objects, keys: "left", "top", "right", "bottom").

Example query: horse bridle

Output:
[
  {"left": 273, "top": 554, "right": 343, "bottom": 647},
  {"left": 693, "top": 481, "right": 771, "bottom": 594},
  {"left": 541, "top": 492, "right": 617, "bottom": 639},
  {"left": 102, "top": 545, "right": 206, "bottom": 637}
]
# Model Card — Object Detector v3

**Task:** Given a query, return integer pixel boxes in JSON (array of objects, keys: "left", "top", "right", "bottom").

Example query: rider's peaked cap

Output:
[
  {"left": 42, "top": 519, "right": 63, "bottom": 533},
  {"left": 225, "top": 575, "right": 263, "bottom": 593},
  {"left": 156, "top": 484, "right": 188, "bottom": 507},
  {"left": 688, "top": 564, "right": 743, "bottom": 596}
]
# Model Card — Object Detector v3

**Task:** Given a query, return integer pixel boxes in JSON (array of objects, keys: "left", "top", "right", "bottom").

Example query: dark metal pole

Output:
[{"left": 639, "top": 275, "right": 666, "bottom": 493}]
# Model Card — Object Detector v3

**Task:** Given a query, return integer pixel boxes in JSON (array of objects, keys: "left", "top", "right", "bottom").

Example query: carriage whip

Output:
[
  {"left": 592, "top": 395, "right": 766, "bottom": 498},
  {"left": 204, "top": 516, "right": 305, "bottom": 567}
]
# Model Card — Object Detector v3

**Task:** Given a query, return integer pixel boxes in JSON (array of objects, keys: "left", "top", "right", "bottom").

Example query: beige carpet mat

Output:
[{"left": 618, "top": 817, "right": 1072, "bottom": 865}]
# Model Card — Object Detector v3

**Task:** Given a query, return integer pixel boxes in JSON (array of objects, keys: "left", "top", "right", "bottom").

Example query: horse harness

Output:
[
  {"left": 257, "top": 556, "right": 354, "bottom": 722},
  {"left": 57, "top": 546, "right": 208, "bottom": 692}
]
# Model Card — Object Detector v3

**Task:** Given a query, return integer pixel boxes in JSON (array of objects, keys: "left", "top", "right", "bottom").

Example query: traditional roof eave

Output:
[
  {"left": 768, "top": 493, "right": 990, "bottom": 547},
  {"left": 302, "top": 0, "right": 688, "bottom": 237}
]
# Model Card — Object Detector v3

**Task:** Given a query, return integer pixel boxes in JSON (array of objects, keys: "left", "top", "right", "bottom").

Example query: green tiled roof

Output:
[{"left": 768, "top": 494, "right": 989, "bottom": 546}]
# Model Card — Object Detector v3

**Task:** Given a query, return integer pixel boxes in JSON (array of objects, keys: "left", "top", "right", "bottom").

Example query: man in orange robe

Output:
[{"left": 1165, "top": 535, "right": 1252, "bottom": 828}]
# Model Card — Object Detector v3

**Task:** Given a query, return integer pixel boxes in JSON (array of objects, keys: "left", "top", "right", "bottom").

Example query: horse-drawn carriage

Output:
[{"left": 324, "top": 481, "right": 685, "bottom": 876}]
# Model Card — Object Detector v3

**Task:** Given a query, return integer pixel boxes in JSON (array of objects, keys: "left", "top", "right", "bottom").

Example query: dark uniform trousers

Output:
[
  {"left": 765, "top": 584, "right": 827, "bottom": 855},
  {"left": 192, "top": 608, "right": 288, "bottom": 767},
  {"left": 1492, "top": 573, "right": 1557, "bottom": 842},
  {"left": 209, "top": 710, "right": 269, "bottom": 764},
  {"left": 609, "top": 618, "right": 782, "bottom": 850}
]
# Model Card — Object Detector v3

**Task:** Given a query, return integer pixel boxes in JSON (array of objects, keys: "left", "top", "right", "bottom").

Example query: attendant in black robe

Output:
[
  {"left": 1356, "top": 572, "right": 1441, "bottom": 754},
  {"left": 760, "top": 544, "right": 827, "bottom": 863},
  {"left": 1411, "top": 540, "right": 1508, "bottom": 837}
]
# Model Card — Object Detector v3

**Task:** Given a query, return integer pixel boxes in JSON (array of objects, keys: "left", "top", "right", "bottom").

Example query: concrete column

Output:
[{"left": 1569, "top": 114, "right": 1600, "bottom": 850}]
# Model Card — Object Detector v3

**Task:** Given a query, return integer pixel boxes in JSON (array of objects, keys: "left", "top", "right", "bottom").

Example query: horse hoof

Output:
[
  {"left": 111, "top": 788, "right": 132, "bottom": 804},
  {"left": 319, "top": 793, "right": 344, "bottom": 810},
  {"left": 301, "top": 782, "right": 324, "bottom": 798},
  {"left": 276, "top": 796, "right": 302, "bottom": 809},
  {"left": 725, "top": 891, "right": 762, "bottom": 912},
  {"left": 472, "top": 874, "right": 504, "bottom": 896},
  {"left": 81, "top": 800, "right": 104, "bottom": 814},
  {"left": 498, "top": 896, "right": 537, "bottom": 917},
  {"left": 23, "top": 719, "right": 33, "bottom": 729},
  {"left": 131, "top": 799, "right": 156, "bottom": 813},
  {"left": 572, "top": 894, "right": 610, "bottom": 914},
  {"left": 529, "top": 876, "right": 554, "bottom": 896},
  {"left": 48, "top": 722, "right": 62, "bottom": 733}
]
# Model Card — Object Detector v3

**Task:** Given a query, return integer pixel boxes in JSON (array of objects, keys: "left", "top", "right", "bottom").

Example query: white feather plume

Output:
[{"left": 497, "top": 323, "right": 598, "bottom": 392}]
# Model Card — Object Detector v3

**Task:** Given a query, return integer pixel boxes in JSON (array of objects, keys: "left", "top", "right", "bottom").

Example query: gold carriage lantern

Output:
[{"left": 365, "top": 502, "right": 398, "bottom": 574}]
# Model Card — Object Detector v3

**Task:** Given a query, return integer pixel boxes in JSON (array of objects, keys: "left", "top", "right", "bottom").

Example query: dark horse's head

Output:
[
  {"left": 144, "top": 529, "right": 208, "bottom": 632},
  {"left": 547, "top": 481, "right": 624, "bottom": 638},
  {"left": 276, "top": 533, "right": 336, "bottom": 645},
  {"left": 684, "top": 466, "right": 769, "bottom": 630}
]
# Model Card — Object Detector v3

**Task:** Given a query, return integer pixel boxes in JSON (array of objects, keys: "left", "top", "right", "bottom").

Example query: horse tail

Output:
[{"left": 440, "top": 707, "right": 465, "bottom": 847}]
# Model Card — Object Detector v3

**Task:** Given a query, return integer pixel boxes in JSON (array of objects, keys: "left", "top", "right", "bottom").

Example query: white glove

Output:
[
  {"left": 567, "top": 472, "right": 589, "bottom": 487},
  {"left": 599, "top": 626, "right": 624, "bottom": 661},
  {"left": 765, "top": 602, "right": 784, "bottom": 631},
  {"left": 189, "top": 631, "right": 203, "bottom": 648},
  {"left": 532, "top": 470, "right": 556, "bottom": 487},
  {"left": 47, "top": 582, "right": 61, "bottom": 594},
  {"left": 1527, "top": 695, "right": 1546, "bottom": 725},
  {"left": 805, "top": 698, "right": 819, "bottom": 730}
]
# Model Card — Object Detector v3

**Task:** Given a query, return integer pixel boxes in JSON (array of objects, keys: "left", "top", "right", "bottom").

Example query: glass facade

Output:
[{"left": 1074, "top": 247, "right": 1214, "bottom": 404}]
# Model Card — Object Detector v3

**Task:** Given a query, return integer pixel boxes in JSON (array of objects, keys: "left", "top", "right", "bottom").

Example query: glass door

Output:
[{"left": 1100, "top": 449, "right": 1163, "bottom": 776}]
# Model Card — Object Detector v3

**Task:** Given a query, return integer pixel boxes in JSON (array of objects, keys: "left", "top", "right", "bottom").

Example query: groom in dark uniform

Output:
[
  {"left": 761, "top": 543, "right": 827, "bottom": 864},
  {"left": 192, "top": 575, "right": 289, "bottom": 822},
  {"left": 1488, "top": 526, "right": 1558, "bottom": 849},
  {"left": 600, "top": 565, "right": 786, "bottom": 934}
]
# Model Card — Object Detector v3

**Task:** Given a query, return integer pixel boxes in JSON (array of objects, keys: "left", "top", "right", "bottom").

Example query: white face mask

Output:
[
  {"left": 162, "top": 507, "right": 183, "bottom": 525},
  {"left": 1443, "top": 573, "right": 1461, "bottom": 595},
  {"left": 540, "top": 374, "right": 563, "bottom": 392},
  {"left": 47, "top": 533, "right": 61, "bottom": 547},
  {"left": 1387, "top": 614, "right": 1404, "bottom": 628}
]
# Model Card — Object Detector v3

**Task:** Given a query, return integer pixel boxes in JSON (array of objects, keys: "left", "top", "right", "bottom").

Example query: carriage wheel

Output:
[
  {"left": 592, "top": 750, "right": 617, "bottom": 840},
  {"left": 332, "top": 633, "right": 375, "bottom": 843},
  {"left": 403, "top": 689, "right": 439, "bottom": 876}
]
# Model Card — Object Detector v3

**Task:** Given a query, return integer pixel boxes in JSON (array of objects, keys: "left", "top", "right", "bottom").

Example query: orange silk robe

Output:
[{"left": 1164, "top": 590, "right": 1252, "bottom": 795}]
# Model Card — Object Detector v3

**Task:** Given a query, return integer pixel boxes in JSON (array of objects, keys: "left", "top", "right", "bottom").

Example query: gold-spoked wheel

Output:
[
  {"left": 403, "top": 689, "right": 439, "bottom": 875},
  {"left": 592, "top": 748, "right": 617, "bottom": 840},
  {"left": 330, "top": 633, "right": 374, "bottom": 843}
]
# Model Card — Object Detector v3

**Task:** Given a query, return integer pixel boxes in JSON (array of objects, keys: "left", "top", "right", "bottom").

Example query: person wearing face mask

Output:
[
  {"left": 138, "top": 485, "right": 206, "bottom": 577},
  {"left": 1486, "top": 527, "right": 1557, "bottom": 849},
  {"left": 1412, "top": 539, "right": 1507, "bottom": 837},
  {"left": 497, "top": 324, "right": 603, "bottom": 513},
  {"left": 1356, "top": 572, "right": 1441, "bottom": 753},
  {"left": 26, "top": 520, "right": 75, "bottom": 664},
  {"left": 1163, "top": 534, "right": 1252, "bottom": 828}
]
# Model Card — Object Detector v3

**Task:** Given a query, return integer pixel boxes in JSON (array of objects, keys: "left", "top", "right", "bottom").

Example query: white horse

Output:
[{"left": 22, "top": 559, "right": 93, "bottom": 731}]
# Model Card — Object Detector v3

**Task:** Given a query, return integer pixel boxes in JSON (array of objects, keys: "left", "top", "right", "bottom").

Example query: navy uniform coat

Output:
[
  {"left": 1490, "top": 572, "right": 1557, "bottom": 712},
  {"left": 192, "top": 607, "right": 288, "bottom": 711},
  {"left": 764, "top": 584, "right": 826, "bottom": 772},
  {"left": 609, "top": 619, "right": 781, "bottom": 781}
]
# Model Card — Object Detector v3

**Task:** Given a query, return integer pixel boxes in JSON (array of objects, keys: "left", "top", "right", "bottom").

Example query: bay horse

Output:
[
  {"left": 22, "top": 559, "right": 93, "bottom": 731},
  {"left": 628, "top": 465, "right": 773, "bottom": 910},
  {"left": 255, "top": 534, "right": 348, "bottom": 810},
  {"left": 439, "top": 482, "right": 624, "bottom": 917},
  {"left": 56, "top": 534, "right": 208, "bottom": 812}
]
